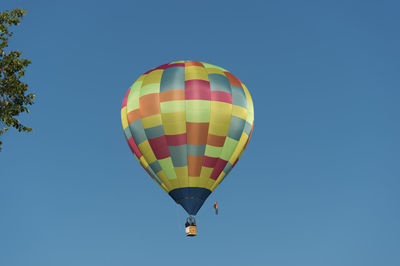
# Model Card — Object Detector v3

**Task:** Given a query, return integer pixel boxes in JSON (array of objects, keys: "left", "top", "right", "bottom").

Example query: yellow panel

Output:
[
  {"left": 189, "top": 177, "right": 211, "bottom": 189},
  {"left": 161, "top": 112, "right": 186, "bottom": 135},
  {"left": 209, "top": 101, "right": 231, "bottom": 136},
  {"left": 175, "top": 166, "right": 189, "bottom": 188},
  {"left": 121, "top": 106, "right": 128, "bottom": 129},
  {"left": 232, "top": 105, "right": 248, "bottom": 120},
  {"left": 209, "top": 123, "right": 230, "bottom": 137},
  {"left": 210, "top": 101, "right": 231, "bottom": 123},
  {"left": 142, "top": 114, "right": 162, "bottom": 129},
  {"left": 237, "top": 133, "right": 250, "bottom": 160},
  {"left": 138, "top": 140, "right": 157, "bottom": 164},
  {"left": 185, "top": 66, "right": 209, "bottom": 81},
  {"left": 161, "top": 183, "right": 169, "bottom": 193},
  {"left": 205, "top": 68, "right": 226, "bottom": 75},
  {"left": 174, "top": 166, "right": 188, "bottom": 178},
  {"left": 200, "top": 166, "right": 213, "bottom": 179},
  {"left": 136, "top": 74, "right": 147, "bottom": 82},
  {"left": 141, "top": 69, "right": 163, "bottom": 86},
  {"left": 161, "top": 111, "right": 186, "bottom": 124},
  {"left": 139, "top": 156, "right": 149, "bottom": 168},
  {"left": 206, "top": 177, "right": 216, "bottom": 189},
  {"left": 166, "top": 178, "right": 181, "bottom": 191},
  {"left": 210, "top": 172, "right": 226, "bottom": 191},
  {"left": 241, "top": 83, "right": 254, "bottom": 123},
  {"left": 228, "top": 133, "right": 249, "bottom": 165},
  {"left": 155, "top": 170, "right": 171, "bottom": 189}
]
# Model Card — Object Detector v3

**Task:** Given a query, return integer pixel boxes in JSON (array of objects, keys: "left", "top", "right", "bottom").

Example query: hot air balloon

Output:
[{"left": 121, "top": 61, "right": 254, "bottom": 236}]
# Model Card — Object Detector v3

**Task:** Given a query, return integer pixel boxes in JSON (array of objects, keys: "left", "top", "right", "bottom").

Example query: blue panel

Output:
[
  {"left": 244, "top": 121, "right": 252, "bottom": 135},
  {"left": 168, "top": 145, "right": 188, "bottom": 167},
  {"left": 130, "top": 120, "right": 147, "bottom": 144},
  {"left": 187, "top": 144, "right": 206, "bottom": 156},
  {"left": 223, "top": 161, "right": 233, "bottom": 174},
  {"left": 146, "top": 166, "right": 163, "bottom": 185},
  {"left": 231, "top": 86, "right": 247, "bottom": 108},
  {"left": 169, "top": 187, "right": 212, "bottom": 215},
  {"left": 208, "top": 74, "right": 231, "bottom": 93},
  {"left": 160, "top": 67, "right": 185, "bottom": 92},
  {"left": 124, "top": 126, "right": 132, "bottom": 139},
  {"left": 149, "top": 160, "right": 162, "bottom": 173},
  {"left": 227, "top": 116, "right": 246, "bottom": 141},
  {"left": 144, "top": 125, "right": 165, "bottom": 140}
]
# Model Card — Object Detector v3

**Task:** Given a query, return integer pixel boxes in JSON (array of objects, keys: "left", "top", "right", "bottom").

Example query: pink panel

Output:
[
  {"left": 211, "top": 91, "right": 232, "bottom": 104},
  {"left": 185, "top": 80, "right": 211, "bottom": 100}
]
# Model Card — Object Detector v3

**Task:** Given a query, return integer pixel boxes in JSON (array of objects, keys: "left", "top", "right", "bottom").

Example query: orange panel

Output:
[
  {"left": 185, "top": 61, "right": 204, "bottom": 67},
  {"left": 160, "top": 90, "right": 185, "bottom": 102},
  {"left": 224, "top": 72, "right": 242, "bottom": 87},
  {"left": 127, "top": 109, "right": 141, "bottom": 124},
  {"left": 188, "top": 155, "right": 203, "bottom": 176},
  {"left": 139, "top": 93, "right": 160, "bottom": 117},
  {"left": 186, "top": 122, "right": 209, "bottom": 145},
  {"left": 207, "top": 134, "right": 226, "bottom": 147}
]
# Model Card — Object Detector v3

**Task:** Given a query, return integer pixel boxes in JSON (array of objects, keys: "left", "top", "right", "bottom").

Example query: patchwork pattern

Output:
[{"left": 121, "top": 61, "right": 254, "bottom": 193}]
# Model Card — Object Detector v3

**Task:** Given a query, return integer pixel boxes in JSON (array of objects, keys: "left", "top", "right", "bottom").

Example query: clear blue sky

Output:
[{"left": 1, "top": 0, "right": 399, "bottom": 265}]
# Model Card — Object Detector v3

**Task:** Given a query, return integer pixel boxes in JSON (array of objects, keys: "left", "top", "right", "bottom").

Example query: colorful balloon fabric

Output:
[{"left": 121, "top": 61, "right": 254, "bottom": 215}]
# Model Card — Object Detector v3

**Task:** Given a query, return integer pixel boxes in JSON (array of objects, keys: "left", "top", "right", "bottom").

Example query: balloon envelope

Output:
[{"left": 121, "top": 61, "right": 254, "bottom": 215}]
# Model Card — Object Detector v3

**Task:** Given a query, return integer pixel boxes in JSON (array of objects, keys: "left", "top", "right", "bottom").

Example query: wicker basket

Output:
[{"left": 185, "top": 225, "right": 197, "bottom": 237}]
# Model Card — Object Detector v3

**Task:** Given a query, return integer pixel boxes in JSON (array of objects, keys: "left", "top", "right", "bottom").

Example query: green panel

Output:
[
  {"left": 186, "top": 100, "right": 210, "bottom": 123},
  {"left": 158, "top": 157, "right": 177, "bottom": 179},
  {"left": 220, "top": 137, "right": 238, "bottom": 161},
  {"left": 204, "top": 145, "right": 223, "bottom": 158},
  {"left": 202, "top": 63, "right": 228, "bottom": 72},
  {"left": 140, "top": 83, "right": 160, "bottom": 96},
  {"left": 160, "top": 100, "right": 185, "bottom": 113},
  {"left": 126, "top": 80, "right": 142, "bottom": 112}
]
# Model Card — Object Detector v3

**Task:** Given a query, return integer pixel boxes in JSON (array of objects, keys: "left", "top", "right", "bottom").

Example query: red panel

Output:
[
  {"left": 148, "top": 136, "right": 170, "bottom": 159},
  {"left": 165, "top": 134, "right": 187, "bottom": 146},
  {"left": 210, "top": 158, "right": 228, "bottom": 180},
  {"left": 202, "top": 156, "right": 218, "bottom": 168},
  {"left": 121, "top": 88, "right": 130, "bottom": 108},
  {"left": 128, "top": 137, "right": 142, "bottom": 158},
  {"left": 167, "top": 63, "right": 185, "bottom": 68},
  {"left": 154, "top": 63, "right": 170, "bottom": 70}
]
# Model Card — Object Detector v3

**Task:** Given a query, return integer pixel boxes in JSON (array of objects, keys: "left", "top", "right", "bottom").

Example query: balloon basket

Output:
[{"left": 185, "top": 225, "right": 197, "bottom": 237}]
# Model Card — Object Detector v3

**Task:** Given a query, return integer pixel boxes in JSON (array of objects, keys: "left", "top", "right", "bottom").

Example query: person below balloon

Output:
[{"left": 214, "top": 201, "right": 218, "bottom": 215}]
